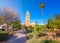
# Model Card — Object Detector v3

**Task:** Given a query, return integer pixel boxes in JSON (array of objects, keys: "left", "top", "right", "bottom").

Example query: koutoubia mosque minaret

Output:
[{"left": 26, "top": 10, "right": 30, "bottom": 26}]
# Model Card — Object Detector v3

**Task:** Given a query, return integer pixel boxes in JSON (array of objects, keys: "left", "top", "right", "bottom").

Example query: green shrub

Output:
[
  {"left": 12, "top": 20, "right": 21, "bottom": 31},
  {"left": 26, "top": 30, "right": 33, "bottom": 34},
  {"left": 28, "top": 36, "right": 46, "bottom": 43},
  {"left": 0, "top": 30, "right": 9, "bottom": 41},
  {"left": 26, "top": 33, "right": 33, "bottom": 40},
  {"left": 50, "top": 39, "right": 59, "bottom": 43},
  {"left": 39, "top": 37, "right": 60, "bottom": 43},
  {"left": 28, "top": 38, "right": 39, "bottom": 43},
  {"left": 28, "top": 36, "right": 60, "bottom": 43}
]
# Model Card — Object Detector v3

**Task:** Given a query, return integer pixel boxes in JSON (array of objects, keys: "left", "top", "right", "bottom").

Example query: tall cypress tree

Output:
[{"left": 47, "top": 16, "right": 53, "bottom": 29}]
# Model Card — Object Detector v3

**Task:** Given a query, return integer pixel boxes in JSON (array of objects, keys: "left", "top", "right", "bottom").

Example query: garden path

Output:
[{"left": 7, "top": 29, "right": 27, "bottom": 43}]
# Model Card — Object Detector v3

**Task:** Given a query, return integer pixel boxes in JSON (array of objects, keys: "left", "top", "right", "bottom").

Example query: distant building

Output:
[
  {"left": 0, "top": 23, "right": 7, "bottom": 31},
  {"left": 0, "top": 25, "right": 3, "bottom": 30},
  {"left": 31, "top": 22, "right": 36, "bottom": 27},
  {"left": 26, "top": 11, "right": 30, "bottom": 26}
]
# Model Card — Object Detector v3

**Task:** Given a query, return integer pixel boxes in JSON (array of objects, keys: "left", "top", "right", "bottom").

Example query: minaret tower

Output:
[{"left": 26, "top": 10, "right": 30, "bottom": 26}]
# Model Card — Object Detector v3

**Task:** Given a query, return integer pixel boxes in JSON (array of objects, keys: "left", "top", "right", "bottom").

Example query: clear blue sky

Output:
[{"left": 0, "top": 0, "right": 60, "bottom": 25}]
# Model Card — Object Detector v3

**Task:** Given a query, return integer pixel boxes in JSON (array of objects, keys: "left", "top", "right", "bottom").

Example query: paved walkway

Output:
[{"left": 7, "top": 29, "right": 27, "bottom": 43}]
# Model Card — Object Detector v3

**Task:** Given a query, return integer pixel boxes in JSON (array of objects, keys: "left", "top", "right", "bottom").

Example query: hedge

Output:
[{"left": 0, "top": 30, "right": 9, "bottom": 41}]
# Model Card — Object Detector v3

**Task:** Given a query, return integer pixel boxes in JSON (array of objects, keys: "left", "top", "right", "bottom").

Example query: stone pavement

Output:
[{"left": 7, "top": 29, "right": 27, "bottom": 43}]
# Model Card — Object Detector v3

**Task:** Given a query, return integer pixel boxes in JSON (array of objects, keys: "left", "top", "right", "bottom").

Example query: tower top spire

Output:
[{"left": 26, "top": 10, "right": 30, "bottom": 15}]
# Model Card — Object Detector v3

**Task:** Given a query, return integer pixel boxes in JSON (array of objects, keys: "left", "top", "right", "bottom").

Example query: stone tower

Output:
[{"left": 26, "top": 11, "right": 30, "bottom": 26}]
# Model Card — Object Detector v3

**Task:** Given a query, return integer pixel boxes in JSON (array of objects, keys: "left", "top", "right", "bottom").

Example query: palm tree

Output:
[{"left": 40, "top": 3, "right": 45, "bottom": 25}]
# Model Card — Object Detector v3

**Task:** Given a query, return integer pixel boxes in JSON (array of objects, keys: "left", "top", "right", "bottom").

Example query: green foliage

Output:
[
  {"left": 26, "top": 30, "right": 33, "bottom": 34},
  {"left": 0, "top": 30, "right": 9, "bottom": 41},
  {"left": 22, "top": 25, "right": 27, "bottom": 29},
  {"left": 26, "top": 33, "right": 33, "bottom": 40},
  {"left": 28, "top": 36, "right": 60, "bottom": 43},
  {"left": 35, "top": 25, "right": 44, "bottom": 33},
  {"left": 40, "top": 39, "right": 59, "bottom": 43},
  {"left": 28, "top": 37, "right": 39, "bottom": 43},
  {"left": 28, "top": 37, "right": 47, "bottom": 43},
  {"left": 54, "top": 14, "right": 60, "bottom": 29},
  {"left": 39, "top": 37, "right": 47, "bottom": 43},
  {"left": 0, "top": 16, "right": 4, "bottom": 25},
  {"left": 50, "top": 39, "right": 59, "bottom": 43},
  {"left": 32, "top": 25, "right": 45, "bottom": 37},
  {"left": 40, "top": 3, "right": 45, "bottom": 8},
  {"left": 47, "top": 16, "right": 54, "bottom": 29},
  {"left": 12, "top": 20, "right": 21, "bottom": 30},
  {"left": 47, "top": 14, "right": 60, "bottom": 29},
  {"left": 28, "top": 25, "right": 33, "bottom": 29}
]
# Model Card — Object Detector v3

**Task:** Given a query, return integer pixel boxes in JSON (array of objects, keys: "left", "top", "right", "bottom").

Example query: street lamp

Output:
[{"left": 40, "top": 3, "right": 45, "bottom": 25}]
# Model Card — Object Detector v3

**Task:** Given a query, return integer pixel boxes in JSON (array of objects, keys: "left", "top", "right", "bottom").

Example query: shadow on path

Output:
[
  {"left": 7, "top": 37, "right": 27, "bottom": 43},
  {"left": 7, "top": 29, "right": 27, "bottom": 43}
]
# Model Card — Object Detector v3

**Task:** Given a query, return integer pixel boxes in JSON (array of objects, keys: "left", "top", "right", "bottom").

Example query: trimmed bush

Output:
[
  {"left": 0, "top": 30, "right": 9, "bottom": 41},
  {"left": 26, "top": 30, "right": 33, "bottom": 34}
]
